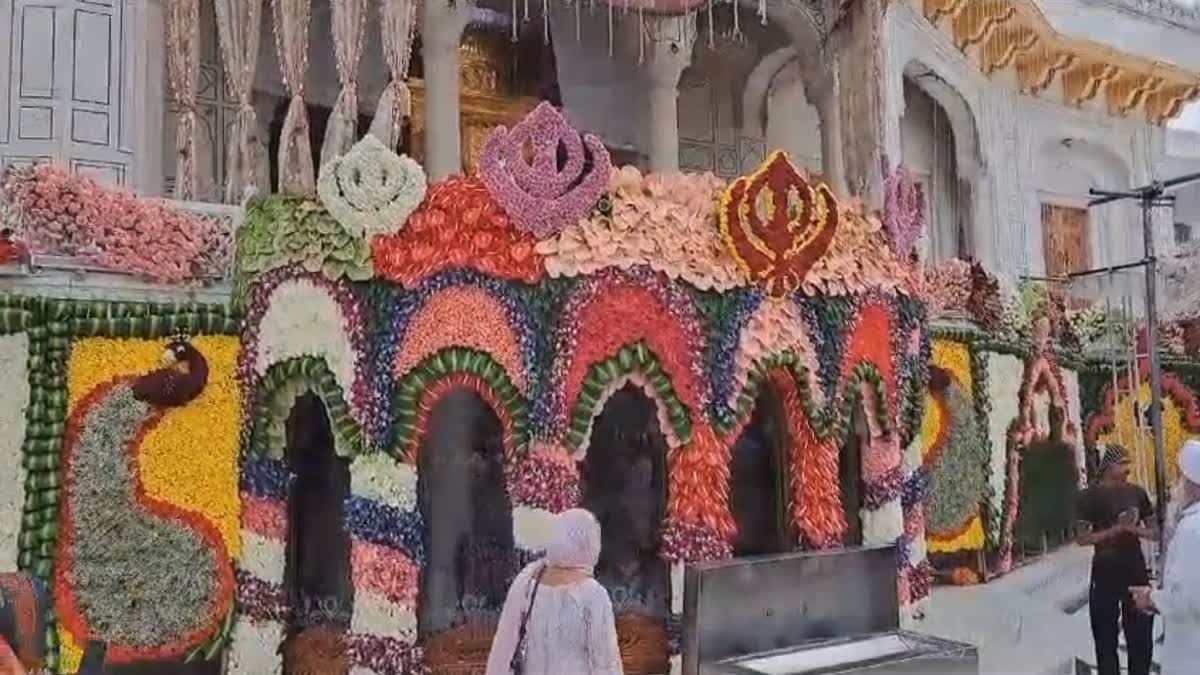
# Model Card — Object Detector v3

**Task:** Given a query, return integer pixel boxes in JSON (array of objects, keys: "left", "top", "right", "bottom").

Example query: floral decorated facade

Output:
[
  {"left": 916, "top": 259, "right": 1200, "bottom": 583},
  {"left": 0, "top": 103, "right": 934, "bottom": 674}
]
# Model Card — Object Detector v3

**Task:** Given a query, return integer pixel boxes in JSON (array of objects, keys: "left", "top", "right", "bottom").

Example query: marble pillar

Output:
[
  {"left": 807, "top": 67, "right": 848, "bottom": 196},
  {"left": 420, "top": 0, "right": 472, "bottom": 180},
  {"left": 641, "top": 15, "right": 696, "bottom": 174}
]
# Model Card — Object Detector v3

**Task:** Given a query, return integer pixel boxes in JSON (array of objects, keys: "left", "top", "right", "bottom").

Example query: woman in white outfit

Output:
[
  {"left": 1132, "top": 439, "right": 1200, "bottom": 675},
  {"left": 485, "top": 508, "right": 624, "bottom": 675}
]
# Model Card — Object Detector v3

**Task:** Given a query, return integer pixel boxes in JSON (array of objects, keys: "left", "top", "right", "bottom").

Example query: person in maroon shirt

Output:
[{"left": 1076, "top": 444, "right": 1157, "bottom": 675}]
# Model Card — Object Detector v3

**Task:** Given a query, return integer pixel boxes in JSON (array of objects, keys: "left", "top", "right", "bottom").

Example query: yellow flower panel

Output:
[
  {"left": 67, "top": 336, "right": 243, "bottom": 555},
  {"left": 928, "top": 514, "right": 985, "bottom": 554},
  {"left": 1096, "top": 383, "right": 1197, "bottom": 491},
  {"left": 920, "top": 392, "right": 945, "bottom": 463},
  {"left": 932, "top": 340, "right": 973, "bottom": 394}
]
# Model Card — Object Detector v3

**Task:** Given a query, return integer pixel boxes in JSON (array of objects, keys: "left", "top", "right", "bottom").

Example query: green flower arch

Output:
[
  {"left": 725, "top": 350, "right": 894, "bottom": 444},
  {"left": 247, "top": 356, "right": 367, "bottom": 459},
  {"left": 565, "top": 341, "right": 693, "bottom": 451},
  {"left": 392, "top": 347, "right": 530, "bottom": 460}
]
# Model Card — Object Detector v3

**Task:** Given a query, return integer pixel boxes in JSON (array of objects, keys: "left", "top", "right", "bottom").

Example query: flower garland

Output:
[
  {"left": 506, "top": 444, "right": 581, "bottom": 513},
  {"left": 241, "top": 269, "right": 372, "bottom": 436},
  {"left": 478, "top": 101, "right": 611, "bottom": 239},
  {"left": 342, "top": 452, "right": 424, "bottom": 672},
  {"left": 393, "top": 285, "right": 529, "bottom": 393},
  {"left": 393, "top": 359, "right": 527, "bottom": 463},
  {"left": 0, "top": 332, "right": 29, "bottom": 571},
  {"left": 882, "top": 164, "right": 925, "bottom": 260},
  {"left": 727, "top": 298, "right": 825, "bottom": 415},
  {"left": 535, "top": 167, "right": 746, "bottom": 292},
  {"left": 2, "top": 164, "right": 227, "bottom": 282},
  {"left": 317, "top": 135, "right": 427, "bottom": 237},
  {"left": 350, "top": 452, "right": 418, "bottom": 513},
  {"left": 376, "top": 271, "right": 541, "bottom": 444},
  {"left": 552, "top": 268, "right": 709, "bottom": 445},
  {"left": 228, "top": 457, "right": 292, "bottom": 675},
  {"left": 372, "top": 176, "right": 546, "bottom": 286}
]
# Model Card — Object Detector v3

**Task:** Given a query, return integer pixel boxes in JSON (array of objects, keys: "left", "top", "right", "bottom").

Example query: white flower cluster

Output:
[
  {"left": 318, "top": 134, "right": 427, "bottom": 237},
  {"left": 351, "top": 591, "right": 417, "bottom": 643},
  {"left": 862, "top": 501, "right": 905, "bottom": 546},
  {"left": 226, "top": 618, "right": 284, "bottom": 675},
  {"left": 350, "top": 453, "right": 418, "bottom": 513},
  {"left": 256, "top": 279, "right": 361, "bottom": 418},
  {"left": 0, "top": 332, "right": 29, "bottom": 570},
  {"left": 985, "top": 352, "right": 1024, "bottom": 529},
  {"left": 1063, "top": 368, "right": 1087, "bottom": 488},
  {"left": 513, "top": 505, "right": 557, "bottom": 553}
]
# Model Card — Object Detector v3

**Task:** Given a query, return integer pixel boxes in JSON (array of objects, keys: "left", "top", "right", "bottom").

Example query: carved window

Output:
[{"left": 1041, "top": 203, "right": 1091, "bottom": 278}]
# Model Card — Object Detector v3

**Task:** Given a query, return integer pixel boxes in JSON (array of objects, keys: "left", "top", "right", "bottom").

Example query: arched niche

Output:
[
  {"left": 840, "top": 406, "right": 869, "bottom": 547},
  {"left": 581, "top": 384, "right": 671, "bottom": 675},
  {"left": 729, "top": 387, "right": 795, "bottom": 556},
  {"left": 582, "top": 384, "right": 670, "bottom": 616},
  {"left": 281, "top": 392, "right": 353, "bottom": 674},
  {"left": 900, "top": 61, "right": 981, "bottom": 262},
  {"left": 1014, "top": 407, "right": 1079, "bottom": 557},
  {"left": 417, "top": 388, "right": 516, "bottom": 651}
]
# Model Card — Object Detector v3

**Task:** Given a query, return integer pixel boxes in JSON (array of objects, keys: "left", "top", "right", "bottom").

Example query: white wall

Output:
[{"left": 883, "top": 0, "right": 1177, "bottom": 281}]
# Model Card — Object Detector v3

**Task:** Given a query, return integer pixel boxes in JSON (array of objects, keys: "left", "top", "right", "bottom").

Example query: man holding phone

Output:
[{"left": 1076, "top": 444, "right": 1156, "bottom": 675}]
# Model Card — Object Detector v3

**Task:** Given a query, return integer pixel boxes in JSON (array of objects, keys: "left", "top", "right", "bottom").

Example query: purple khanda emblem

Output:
[
  {"left": 479, "top": 101, "right": 612, "bottom": 239},
  {"left": 882, "top": 163, "right": 926, "bottom": 261}
]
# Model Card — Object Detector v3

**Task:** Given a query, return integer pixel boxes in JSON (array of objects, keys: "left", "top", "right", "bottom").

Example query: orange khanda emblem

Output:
[{"left": 719, "top": 150, "right": 840, "bottom": 297}]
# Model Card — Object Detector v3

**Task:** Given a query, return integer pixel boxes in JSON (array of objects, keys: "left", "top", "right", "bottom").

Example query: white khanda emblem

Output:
[{"left": 317, "top": 134, "right": 427, "bottom": 237}]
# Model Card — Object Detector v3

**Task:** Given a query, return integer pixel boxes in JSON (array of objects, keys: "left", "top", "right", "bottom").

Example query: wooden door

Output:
[{"left": 1041, "top": 204, "right": 1091, "bottom": 278}]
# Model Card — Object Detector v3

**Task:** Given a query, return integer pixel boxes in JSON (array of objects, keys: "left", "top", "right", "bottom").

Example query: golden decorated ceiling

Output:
[{"left": 920, "top": 0, "right": 1200, "bottom": 124}]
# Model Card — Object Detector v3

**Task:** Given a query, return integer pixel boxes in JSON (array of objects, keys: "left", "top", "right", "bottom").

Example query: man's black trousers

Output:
[{"left": 1089, "top": 580, "right": 1153, "bottom": 675}]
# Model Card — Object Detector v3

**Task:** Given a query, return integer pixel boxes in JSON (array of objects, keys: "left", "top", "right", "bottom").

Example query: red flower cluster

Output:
[{"left": 371, "top": 176, "right": 546, "bottom": 286}]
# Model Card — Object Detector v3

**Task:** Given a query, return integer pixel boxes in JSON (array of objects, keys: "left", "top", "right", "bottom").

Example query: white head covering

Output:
[
  {"left": 1181, "top": 439, "right": 1200, "bottom": 485},
  {"left": 544, "top": 508, "right": 602, "bottom": 571}
]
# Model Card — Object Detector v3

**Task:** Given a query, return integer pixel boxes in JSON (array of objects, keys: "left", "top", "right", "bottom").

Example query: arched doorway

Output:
[
  {"left": 581, "top": 384, "right": 670, "bottom": 675},
  {"left": 840, "top": 407, "right": 868, "bottom": 547},
  {"left": 1015, "top": 407, "right": 1078, "bottom": 557},
  {"left": 729, "top": 388, "right": 794, "bottom": 556},
  {"left": 282, "top": 392, "right": 353, "bottom": 675},
  {"left": 418, "top": 388, "right": 516, "bottom": 674}
]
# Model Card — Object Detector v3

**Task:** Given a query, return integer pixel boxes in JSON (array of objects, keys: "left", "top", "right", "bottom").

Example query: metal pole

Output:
[{"left": 1140, "top": 194, "right": 1169, "bottom": 579}]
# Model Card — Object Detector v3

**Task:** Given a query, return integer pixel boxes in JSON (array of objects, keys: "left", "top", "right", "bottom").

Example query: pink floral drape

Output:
[
  {"left": 165, "top": 0, "right": 200, "bottom": 201},
  {"left": 214, "top": 0, "right": 265, "bottom": 203},
  {"left": 322, "top": 0, "right": 367, "bottom": 165},
  {"left": 368, "top": 0, "right": 419, "bottom": 149},
  {"left": 272, "top": 0, "right": 316, "bottom": 194}
]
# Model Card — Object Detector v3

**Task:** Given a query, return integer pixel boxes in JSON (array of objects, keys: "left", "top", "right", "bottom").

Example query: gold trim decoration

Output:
[{"left": 919, "top": 0, "right": 1200, "bottom": 124}]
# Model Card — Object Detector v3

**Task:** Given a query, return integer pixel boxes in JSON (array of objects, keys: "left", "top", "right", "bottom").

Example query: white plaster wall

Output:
[
  {"left": 883, "top": 0, "right": 1181, "bottom": 286},
  {"left": 764, "top": 60, "right": 822, "bottom": 174}
]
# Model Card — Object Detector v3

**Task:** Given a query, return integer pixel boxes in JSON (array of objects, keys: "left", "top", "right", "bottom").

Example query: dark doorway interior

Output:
[
  {"left": 840, "top": 408, "right": 868, "bottom": 547},
  {"left": 282, "top": 393, "right": 353, "bottom": 675},
  {"left": 730, "top": 388, "right": 794, "bottom": 557},
  {"left": 417, "top": 388, "right": 516, "bottom": 636},
  {"left": 581, "top": 385, "right": 670, "bottom": 617}
]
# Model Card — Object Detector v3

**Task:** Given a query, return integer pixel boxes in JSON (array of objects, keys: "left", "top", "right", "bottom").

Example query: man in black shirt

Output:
[{"left": 1076, "top": 444, "right": 1156, "bottom": 675}]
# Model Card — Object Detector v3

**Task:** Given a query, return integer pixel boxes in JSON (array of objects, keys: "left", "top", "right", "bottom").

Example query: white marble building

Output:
[{"left": 3, "top": 0, "right": 1200, "bottom": 288}]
